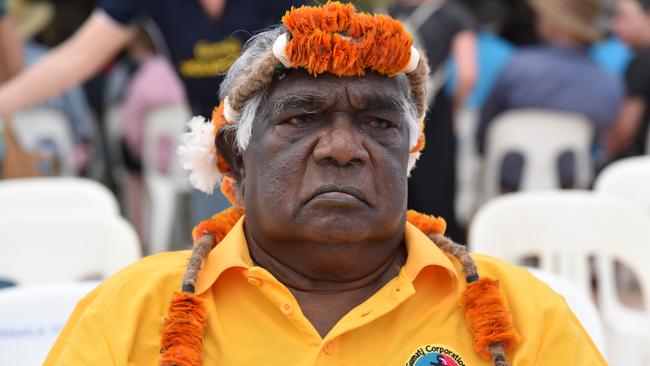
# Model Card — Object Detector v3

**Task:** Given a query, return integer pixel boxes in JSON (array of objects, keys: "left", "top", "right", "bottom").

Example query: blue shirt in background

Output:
[
  {"left": 589, "top": 36, "right": 633, "bottom": 77},
  {"left": 446, "top": 34, "right": 629, "bottom": 109},
  {"left": 445, "top": 31, "right": 515, "bottom": 109},
  {"left": 98, "top": 0, "right": 307, "bottom": 118},
  {"left": 477, "top": 44, "right": 624, "bottom": 154}
]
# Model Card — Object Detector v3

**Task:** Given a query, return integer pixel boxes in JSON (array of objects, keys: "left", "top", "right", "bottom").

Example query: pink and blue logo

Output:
[{"left": 405, "top": 344, "right": 466, "bottom": 366}]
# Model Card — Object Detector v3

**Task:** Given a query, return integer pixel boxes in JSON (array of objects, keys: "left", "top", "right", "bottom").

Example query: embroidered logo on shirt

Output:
[{"left": 405, "top": 344, "right": 467, "bottom": 366}]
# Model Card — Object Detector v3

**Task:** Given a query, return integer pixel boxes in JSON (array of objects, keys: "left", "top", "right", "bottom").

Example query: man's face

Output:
[{"left": 238, "top": 70, "right": 411, "bottom": 246}]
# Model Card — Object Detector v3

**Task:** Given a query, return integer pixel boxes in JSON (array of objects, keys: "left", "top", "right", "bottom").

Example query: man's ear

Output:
[{"left": 216, "top": 129, "right": 244, "bottom": 182}]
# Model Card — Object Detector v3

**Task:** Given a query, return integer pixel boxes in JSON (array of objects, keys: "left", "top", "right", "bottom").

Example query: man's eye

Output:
[
  {"left": 284, "top": 115, "right": 312, "bottom": 126},
  {"left": 366, "top": 119, "right": 393, "bottom": 129}
]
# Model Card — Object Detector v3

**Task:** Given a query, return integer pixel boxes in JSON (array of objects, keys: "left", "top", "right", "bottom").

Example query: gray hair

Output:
[{"left": 219, "top": 26, "right": 420, "bottom": 152}]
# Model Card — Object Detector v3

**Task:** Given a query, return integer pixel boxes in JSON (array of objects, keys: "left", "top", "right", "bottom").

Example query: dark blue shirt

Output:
[
  {"left": 99, "top": 0, "right": 308, "bottom": 117},
  {"left": 478, "top": 44, "right": 623, "bottom": 154},
  {"left": 624, "top": 49, "right": 650, "bottom": 154}
]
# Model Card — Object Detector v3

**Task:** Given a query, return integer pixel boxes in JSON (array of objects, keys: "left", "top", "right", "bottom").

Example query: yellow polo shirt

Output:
[{"left": 45, "top": 218, "right": 605, "bottom": 365}]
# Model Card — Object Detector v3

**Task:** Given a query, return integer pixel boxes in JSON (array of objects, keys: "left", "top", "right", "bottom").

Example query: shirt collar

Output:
[
  {"left": 402, "top": 222, "right": 458, "bottom": 283},
  {"left": 195, "top": 217, "right": 253, "bottom": 295},
  {"left": 195, "top": 218, "right": 459, "bottom": 295}
]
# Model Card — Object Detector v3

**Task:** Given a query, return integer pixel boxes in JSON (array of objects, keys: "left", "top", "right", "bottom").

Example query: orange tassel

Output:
[
  {"left": 211, "top": 101, "right": 229, "bottom": 131},
  {"left": 406, "top": 210, "right": 446, "bottom": 236},
  {"left": 160, "top": 292, "right": 208, "bottom": 366},
  {"left": 220, "top": 177, "right": 239, "bottom": 207},
  {"left": 210, "top": 101, "right": 233, "bottom": 176},
  {"left": 460, "top": 279, "right": 521, "bottom": 359}
]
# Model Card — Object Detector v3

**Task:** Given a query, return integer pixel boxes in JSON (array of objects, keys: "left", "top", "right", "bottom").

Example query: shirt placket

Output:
[{"left": 312, "top": 274, "right": 416, "bottom": 366}]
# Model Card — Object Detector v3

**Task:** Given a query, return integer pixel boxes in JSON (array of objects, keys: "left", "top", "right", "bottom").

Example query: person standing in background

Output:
[
  {"left": 0, "top": 0, "right": 309, "bottom": 119},
  {"left": 10, "top": 0, "right": 99, "bottom": 174},
  {"left": 0, "top": 0, "right": 44, "bottom": 179},
  {"left": 389, "top": 0, "right": 479, "bottom": 241},
  {"left": 607, "top": 0, "right": 650, "bottom": 158},
  {"left": 120, "top": 28, "right": 187, "bottom": 246},
  {"left": 0, "top": 0, "right": 310, "bottom": 224},
  {"left": 0, "top": 0, "right": 22, "bottom": 82},
  {"left": 478, "top": 0, "right": 623, "bottom": 190},
  {"left": 0, "top": 0, "right": 17, "bottom": 114}
]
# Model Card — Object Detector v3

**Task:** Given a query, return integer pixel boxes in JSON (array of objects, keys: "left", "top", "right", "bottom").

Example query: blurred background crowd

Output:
[
  {"left": 1, "top": 0, "right": 650, "bottom": 364},
  {"left": 2, "top": 0, "right": 650, "bottom": 247}
]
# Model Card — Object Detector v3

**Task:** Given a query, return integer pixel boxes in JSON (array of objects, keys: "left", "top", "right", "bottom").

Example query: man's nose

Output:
[{"left": 312, "top": 116, "right": 369, "bottom": 168}]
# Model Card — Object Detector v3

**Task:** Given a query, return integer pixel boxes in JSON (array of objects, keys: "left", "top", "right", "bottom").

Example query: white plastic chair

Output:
[
  {"left": 142, "top": 103, "right": 191, "bottom": 253},
  {"left": 481, "top": 109, "right": 594, "bottom": 202},
  {"left": 526, "top": 267, "right": 607, "bottom": 358},
  {"left": 0, "top": 213, "right": 141, "bottom": 285},
  {"left": 10, "top": 109, "right": 76, "bottom": 176},
  {"left": 468, "top": 191, "right": 650, "bottom": 366},
  {"left": 595, "top": 156, "right": 650, "bottom": 212},
  {"left": 0, "top": 177, "right": 119, "bottom": 216},
  {"left": 0, "top": 281, "right": 98, "bottom": 366}
]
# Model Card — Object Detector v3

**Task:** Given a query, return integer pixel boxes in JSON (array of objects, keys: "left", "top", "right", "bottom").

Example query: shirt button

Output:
[
  {"left": 281, "top": 302, "right": 293, "bottom": 314},
  {"left": 323, "top": 342, "right": 332, "bottom": 355},
  {"left": 247, "top": 277, "right": 262, "bottom": 287}
]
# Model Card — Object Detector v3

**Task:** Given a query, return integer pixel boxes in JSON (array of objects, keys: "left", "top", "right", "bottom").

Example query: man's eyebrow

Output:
[
  {"left": 364, "top": 96, "right": 405, "bottom": 114},
  {"left": 273, "top": 93, "right": 330, "bottom": 115}
]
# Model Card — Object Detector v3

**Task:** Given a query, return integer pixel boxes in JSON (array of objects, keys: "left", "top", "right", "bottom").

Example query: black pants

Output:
[{"left": 407, "top": 90, "right": 461, "bottom": 242}]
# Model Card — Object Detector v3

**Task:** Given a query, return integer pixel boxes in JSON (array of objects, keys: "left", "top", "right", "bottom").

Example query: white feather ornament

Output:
[
  {"left": 272, "top": 33, "right": 292, "bottom": 68},
  {"left": 177, "top": 116, "right": 223, "bottom": 194},
  {"left": 405, "top": 47, "right": 420, "bottom": 73},
  {"left": 223, "top": 97, "right": 240, "bottom": 123}
]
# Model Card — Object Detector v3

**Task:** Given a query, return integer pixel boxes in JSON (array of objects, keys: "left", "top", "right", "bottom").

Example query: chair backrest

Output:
[
  {"left": 646, "top": 123, "right": 650, "bottom": 155},
  {"left": 0, "top": 282, "right": 98, "bottom": 366},
  {"left": 0, "top": 213, "right": 141, "bottom": 285},
  {"left": 0, "top": 177, "right": 120, "bottom": 216},
  {"left": 526, "top": 267, "right": 607, "bottom": 357},
  {"left": 10, "top": 109, "right": 76, "bottom": 176},
  {"left": 103, "top": 104, "right": 126, "bottom": 181},
  {"left": 468, "top": 191, "right": 650, "bottom": 365},
  {"left": 595, "top": 156, "right": 650, "bottom": 212},
  {"left": 142, "top": 103, "right": 191, "bottom": 253},
  {"left": 482, "top": 109, "right": 594, "bottom": 201}
]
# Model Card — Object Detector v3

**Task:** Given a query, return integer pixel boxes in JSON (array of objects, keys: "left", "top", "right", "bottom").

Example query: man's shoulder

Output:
[
  {"left": 465, "top": 253, "right": 606, "bottom": 364},
  {"left": 81, "top": 250, "right": 192, "bottom": 312},
  {"left": 508, "top": 45, "right": 584, "bottom": 69},
  {"left": 509, "top": 46, "right": 553, "bottom": 62},
  {"left": 497, "top": 46, "right": 552, "bottom": 79},
  {"left": 469, "top": 253, "right": 564, "bottom": 307}
]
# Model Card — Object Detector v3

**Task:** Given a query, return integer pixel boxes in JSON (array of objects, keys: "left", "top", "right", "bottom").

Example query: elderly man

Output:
[{"left": 45, "top": 3, "right": 604, "bottom": 365}]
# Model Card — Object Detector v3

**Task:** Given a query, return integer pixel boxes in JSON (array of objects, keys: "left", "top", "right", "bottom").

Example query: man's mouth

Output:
[{"left": 308, "top": 185, "right": 368, "bottom": 205}]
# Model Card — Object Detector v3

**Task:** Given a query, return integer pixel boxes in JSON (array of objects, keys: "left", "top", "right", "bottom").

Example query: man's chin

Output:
[{"left": 293, "top": 213, "right": 398, "bottom": 245}]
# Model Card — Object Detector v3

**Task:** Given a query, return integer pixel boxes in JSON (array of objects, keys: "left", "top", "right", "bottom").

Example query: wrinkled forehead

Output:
[{"left": 263, "top": 70, "right": 406, "bottom": 114}]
